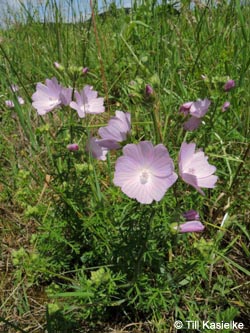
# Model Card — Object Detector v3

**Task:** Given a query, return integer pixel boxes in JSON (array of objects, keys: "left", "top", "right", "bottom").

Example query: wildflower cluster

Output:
[{"left": 31, "top": 71, "right": 226, "bottom": 233}]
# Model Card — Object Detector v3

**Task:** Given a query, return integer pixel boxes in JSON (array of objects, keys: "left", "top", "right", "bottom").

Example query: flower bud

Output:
[
  {"left": 10, "top": 84, "right": 19, "bottom": 92},
  {"left": 222, "top": 101, "right": 230, "bottom": 112},
  {"left": 174, "top": 221, "right": 205, "bottom": 233},
  {"left": 18, "top": 96, "right": 25, "bottom": 105},
  {"left": 82, "top": 67, "right": 89, "bottom": 75},
  {"left": 223, "top": 79, "right": 235, "bottom": 92},
  {"left": 183, "top": 210, "right": 200, "bottom": 221},
  {"left": 67, "top": 143, "right": 79, "bottom": 151},
  {"left": 54, "top": 62, "right": 64, "bottom": 71},
  {"left": 145, "top": 84, "right": 154, "bottom": 96}
]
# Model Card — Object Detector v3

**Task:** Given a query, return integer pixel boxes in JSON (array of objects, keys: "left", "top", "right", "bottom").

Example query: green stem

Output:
[{"left": 133, "top": 209, "right": 156, "bottom": 281}]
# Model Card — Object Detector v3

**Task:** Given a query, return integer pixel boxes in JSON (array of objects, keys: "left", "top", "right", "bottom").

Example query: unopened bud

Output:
[
  {"left": 223, "top": 79, "right": 235, "bottom": 92},
  {"left": 67, "top": 143, "right": 79, "bottom": 151},
  {"left": 222, "top": 101, "right": 230, "bottom": 112},
  {"left": 82, "top": 67, "right": 89, "bottom": 75},
  {"left": 145, "top": 84, "right": 154, "bottom": 96}
]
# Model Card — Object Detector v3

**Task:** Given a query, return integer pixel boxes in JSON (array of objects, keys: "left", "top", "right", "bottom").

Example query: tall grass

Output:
[{"left": 0, "top": 0, "right": 249, "bottom": 332}]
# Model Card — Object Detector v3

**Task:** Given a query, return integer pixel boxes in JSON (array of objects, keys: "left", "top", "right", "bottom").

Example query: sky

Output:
[
  {"left": 0, "top": 0, "right": 136, "bottom": 27},
  {"left": 0, "top": 1, "right": 247, "bottom": 28}
]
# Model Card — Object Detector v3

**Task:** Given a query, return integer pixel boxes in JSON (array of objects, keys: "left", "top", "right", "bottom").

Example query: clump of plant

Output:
[{"left": 26, "top": 57, "right": 232, "bottom": 325}]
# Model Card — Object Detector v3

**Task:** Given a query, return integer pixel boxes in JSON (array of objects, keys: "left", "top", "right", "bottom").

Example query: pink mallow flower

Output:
[
  {"left": 113, "top": 141, "right": 178, "bottom": 204},
  {"left": 183, "top": 209, "right": 200, "bottom": 221},
  {"left": 67, "top": 143, "right": 79, "bottom": 151},
  {"left": 70, "top": 85, "right": 104, "bottom": 118},
  {"left": 180, "top": 99, "right": 211, "bottom": 131},
  {"left": 223, "top": 79, "right": 235, "bottom": 92},
  {"left": 174, "top": 221, "right": 205, "bottom": 233},
  {"left": 86, "top": 137, "right": 109, "bottom": 161},
  {"left": 32, "top": 78, "right": 73, "bottom": 114},
  {"left": 32, "top": 77, "right": 63, "bottom": 115},
  {"left": 222, "top": 101, "right": 230, "bottom": 112},
  {"left": 98, "top": 111, "right": 131, "bottom": 149},
  {"left": 178, "top": 142, "right": 218, "bottom": 195}
]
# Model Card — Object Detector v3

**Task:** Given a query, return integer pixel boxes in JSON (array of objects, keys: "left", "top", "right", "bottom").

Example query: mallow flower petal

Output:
[{"left": 183, "top": 117, "right": 202, "bottom": 131}]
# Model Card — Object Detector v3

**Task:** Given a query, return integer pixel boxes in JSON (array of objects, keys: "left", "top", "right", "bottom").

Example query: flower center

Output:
[
  {"left": 80, "top": 103, "right": 89, "bottom": 113},
  {"left": 140, "top": 169, "right": 150, "bottom": 184},
  {"left": 188, "top": 167, "right": 195, "bottom": 175},
  {"left": 49, "top": 97, "right": 60, "bottom": 107}
]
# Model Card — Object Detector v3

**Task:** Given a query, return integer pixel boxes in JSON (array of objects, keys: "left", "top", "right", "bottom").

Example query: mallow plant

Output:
[
  {"left": 31, "top": 72, "right": 218, "bottom": 214},
  {"left": 29, "top": 64, "right": 228, "bottom": 322}
]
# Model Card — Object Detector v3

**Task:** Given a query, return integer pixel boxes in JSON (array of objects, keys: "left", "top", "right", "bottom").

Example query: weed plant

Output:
[{"left": 0, "top": 0, "right": 249, "bottom": 332}]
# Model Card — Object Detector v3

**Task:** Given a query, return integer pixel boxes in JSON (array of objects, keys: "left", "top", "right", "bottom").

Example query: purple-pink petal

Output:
[
  {"left": 86, "top": 137, "right": 108, "bottom": 161},
  {"left": 189, "top": 98, "right": 211, "bottom": 118},
  {"left": 97, "top": 139, "right": 121, "bottom": 150},
  {"left": 98, "top": 111, "right": 131, "bottom": 143},
  {"left": 60, "top": 87, "right": 73, "bottom": 106},
  {"left": 32, "top": 77, "right": 62, "bottom": 115},
  {"left": 70, "top": 86, "right": 105, "bottom": 117},
  {"left": 176, "top": 221, "right": 205, "bottom": 233},
  {"left": 183, "top": 210, "right": 200, "bottom": 221},
  {"left": 183, "top": 117, "right": 202, "bottom": 131},
  {"left": 179, "top": 101, "right": 193, "bottom": 115}
]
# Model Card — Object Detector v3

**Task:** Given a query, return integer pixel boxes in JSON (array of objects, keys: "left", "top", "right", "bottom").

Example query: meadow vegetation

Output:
[{"left": 0, "top": 0, "right": 249, "bottom": 332}]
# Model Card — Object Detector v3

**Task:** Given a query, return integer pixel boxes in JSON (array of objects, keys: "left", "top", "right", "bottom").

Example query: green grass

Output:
[{"left": 0, "top": 0, "right": 250, "bottom": 332}]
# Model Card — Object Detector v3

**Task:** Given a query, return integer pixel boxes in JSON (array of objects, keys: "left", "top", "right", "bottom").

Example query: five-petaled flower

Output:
[
  {"left": 113, "top": 141, "right": 178, "bottom": 204},
  {"left": 32, "top": 77, "right": 64, "bottom": 115},
  {"left": 70, "top": 85, "right": 104, "bottom": 118},
  {"left": 98, "top": 111, "right": 131, "bottom": 149},
  {"left": 180, "top": 99, "right": 211, "bottom": 131},
  {"left": 178, "top": 142, "right": 218, "bottom": 195}
]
